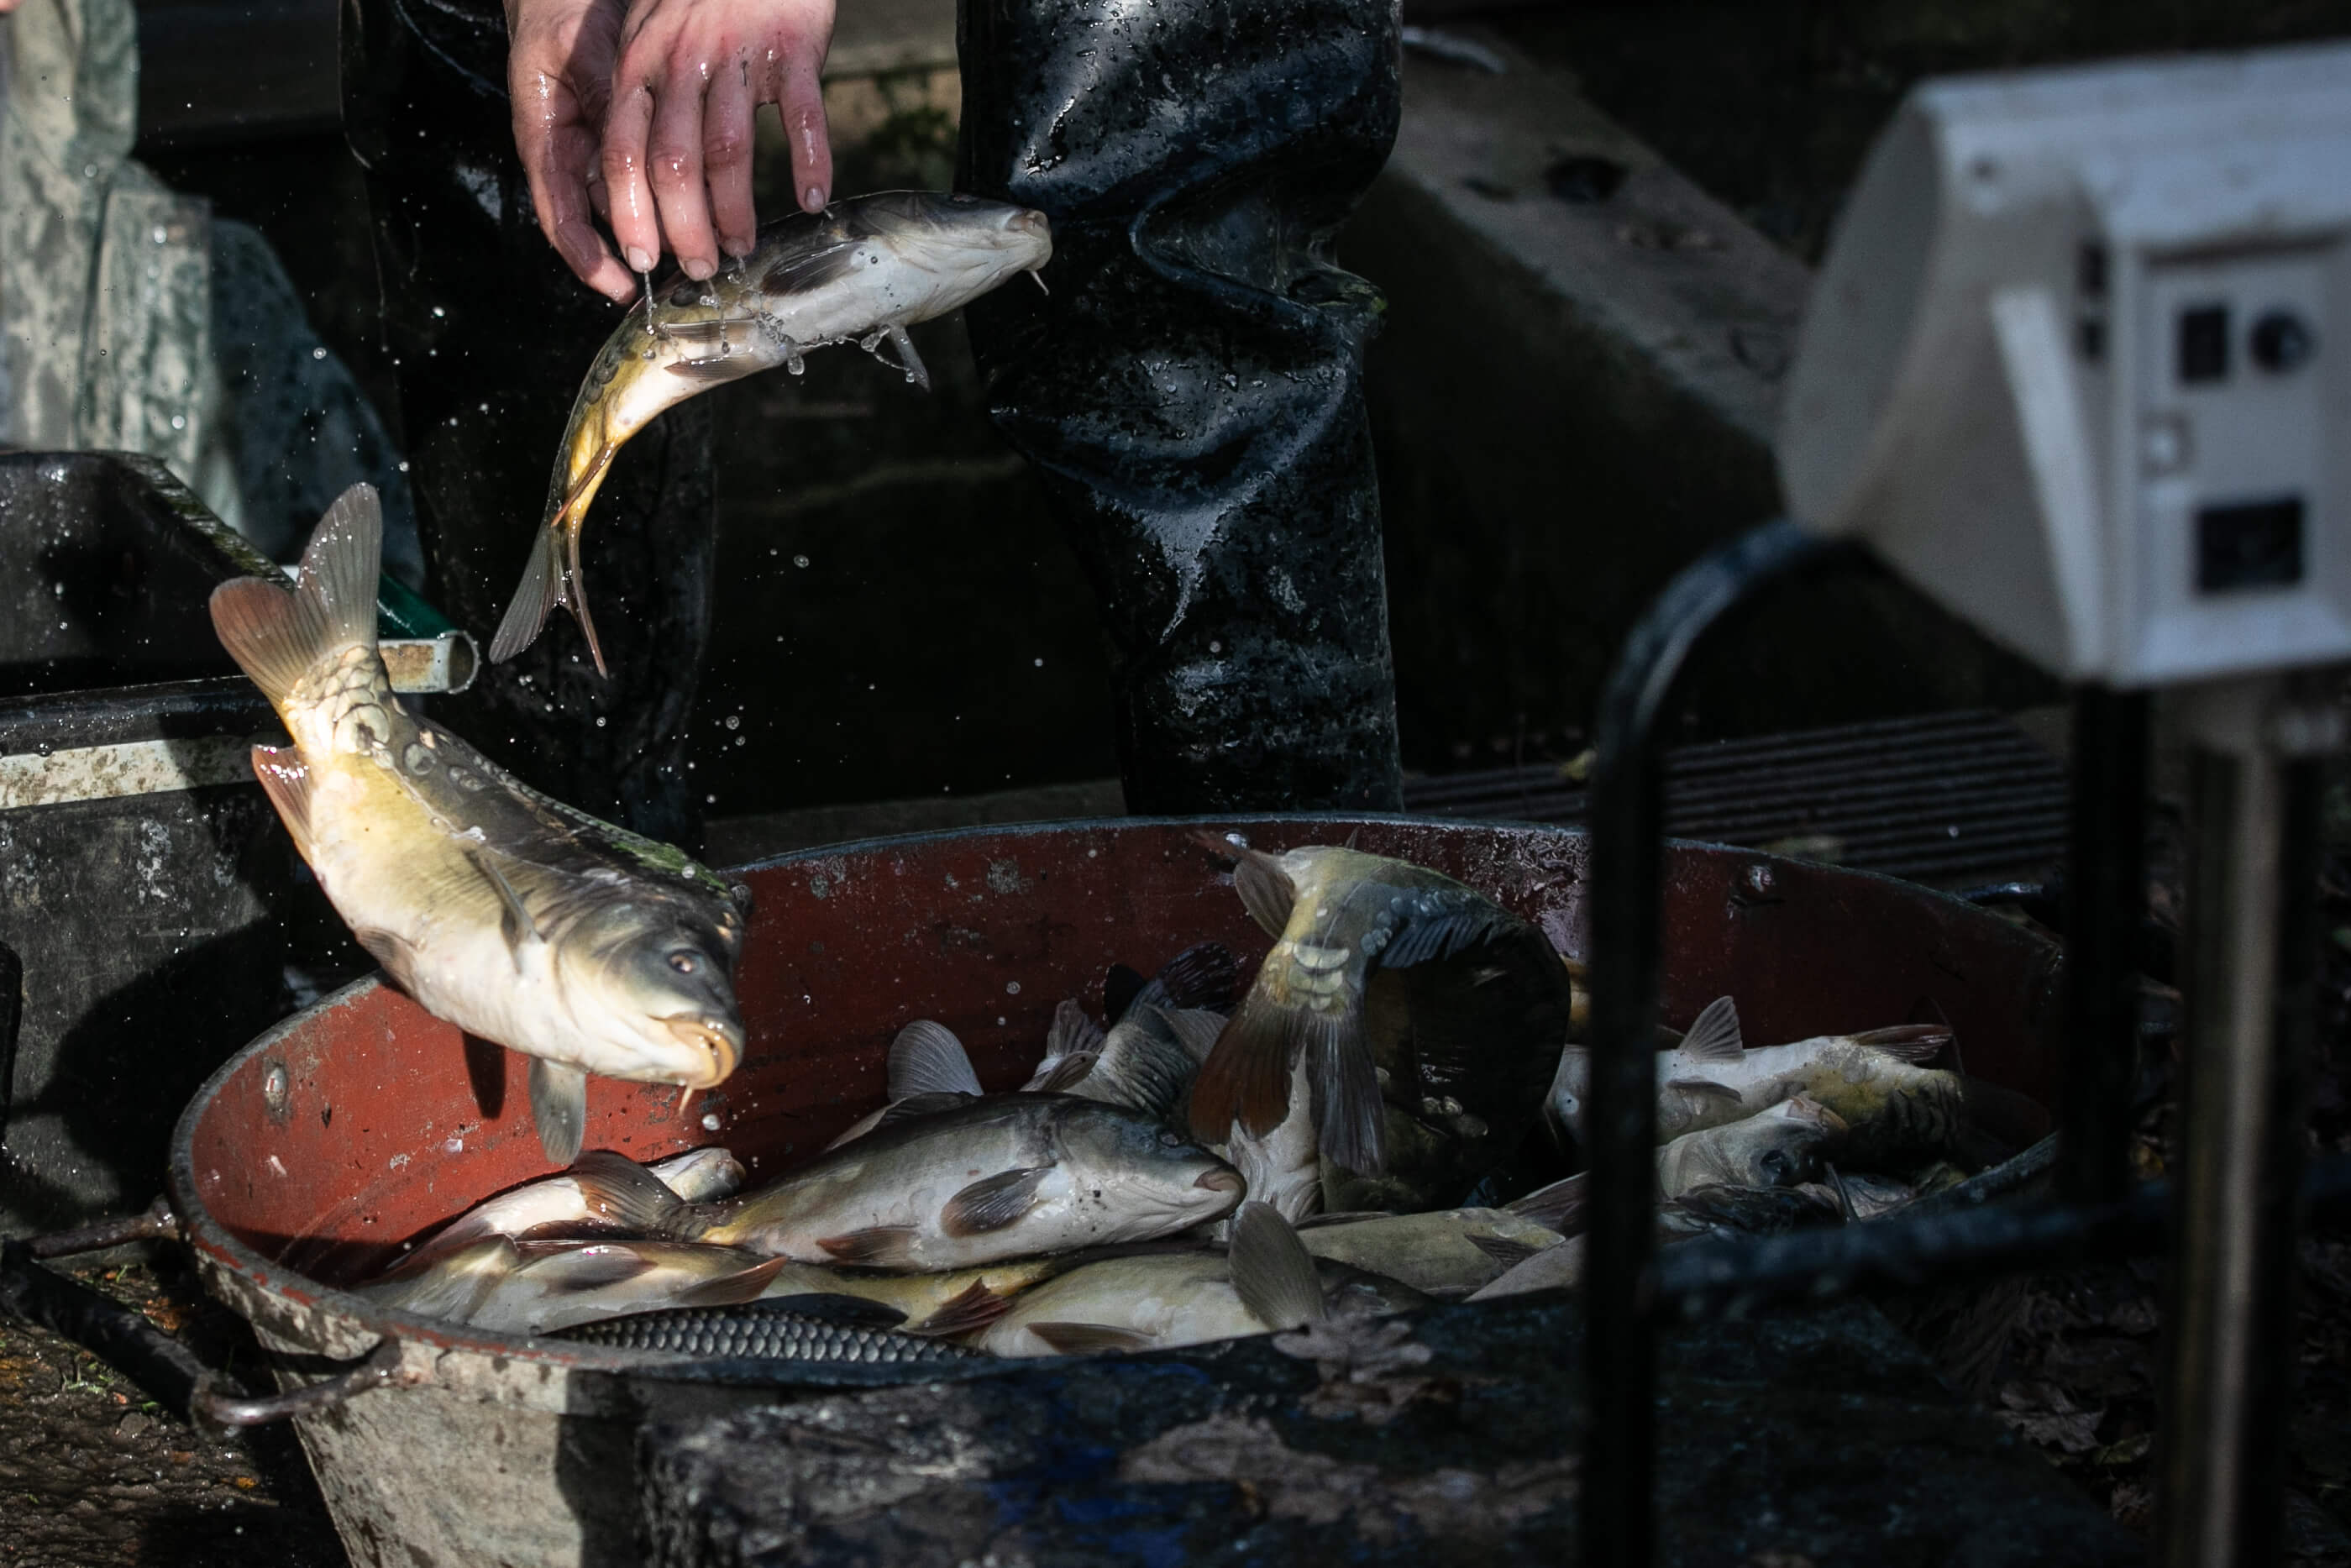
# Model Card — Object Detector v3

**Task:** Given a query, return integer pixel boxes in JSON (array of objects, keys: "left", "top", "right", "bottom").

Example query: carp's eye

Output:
[
  {"left": 1758, "top": 1150, "right": 1792, "bottom": 1183},
  {"left": 668, "top": 952, "right": 701, "bottom": 976},
  {"left": 1157, "top": 1130, "right": 1186, "bottom": 1147}
]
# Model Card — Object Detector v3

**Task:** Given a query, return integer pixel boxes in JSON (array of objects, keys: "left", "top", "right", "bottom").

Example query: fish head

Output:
[
  {"left": 1724, "top": 1096, "right": 1848, "bottom": 1188},
  {"left": 1057, "top": 1103, "right": 1246, "bottom": 1228},
  {"left": 858, "top": 191, "right": 1054, "bottom": 295},
  {"left": 559, "top": 900, "right": 748, "bottom": 1088}
]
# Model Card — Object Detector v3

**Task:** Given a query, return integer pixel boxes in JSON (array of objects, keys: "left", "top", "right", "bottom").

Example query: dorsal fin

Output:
[
  {"left": 889, "top": 1020, "right": 982, "bottom": 1099},
  {"left": 1506, "top": 1172, "right": 1587, "bottom": 1235},
  {"left": 1677, "top": 996, "right": 1744, "bottom": 1062},
  {"left": 529, "top": 1058, "right": 590, "bottom": 1166},
  {"left": 567, "top": 1150, "right": 690, "bottom": 1234}
]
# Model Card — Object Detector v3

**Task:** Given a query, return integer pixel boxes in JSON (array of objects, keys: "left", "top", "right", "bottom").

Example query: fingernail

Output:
[
  {"left": 624, "top": 244, "right": 653, "bottom": 272},
  {"left": 802, "top": 185, "right": 826, "bottom": 212},
  {"left": 682, "top": 256, "right": 714, "bottom": 281}
]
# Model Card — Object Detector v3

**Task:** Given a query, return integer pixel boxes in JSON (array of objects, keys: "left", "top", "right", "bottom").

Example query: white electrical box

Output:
[{"left": 1778, "top": 43, "right": 2351, "bottom": 687}]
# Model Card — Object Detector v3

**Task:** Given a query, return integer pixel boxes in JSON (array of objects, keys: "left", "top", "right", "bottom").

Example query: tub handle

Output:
[
  {"left": 5, "top": 1198, "right": 421, "bottom": 1429},
  {"left": 192, "top": 1337, "right": 415, "bottom": 1427},
  {"left": 23, "top": 1193, "right": 183, "bottom": 1257}
]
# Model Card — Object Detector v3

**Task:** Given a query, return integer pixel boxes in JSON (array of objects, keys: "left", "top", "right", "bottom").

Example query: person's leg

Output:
[
  {"left": 343, "top": 0, "right": 716, "bottom": 846},
  {"left": 958, "top": 0, "right": 1406, "bottom": 813}
]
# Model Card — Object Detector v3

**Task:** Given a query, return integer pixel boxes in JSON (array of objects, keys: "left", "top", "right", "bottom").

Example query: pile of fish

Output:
[
  {"left": 346, "top": 836, "right": 2027, "bottom": 1366},
  {"left": 202, "top": 183, "right": 2028, "bottom": 1365}
]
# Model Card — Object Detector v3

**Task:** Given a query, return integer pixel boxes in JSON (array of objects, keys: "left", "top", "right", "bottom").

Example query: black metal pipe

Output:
[
  {"left": 1582, "top": 519, "right": 1860, "bottom": 1568},
  {"left": 2060, "top": 688, "right": 2149, "bottom": 1205}
]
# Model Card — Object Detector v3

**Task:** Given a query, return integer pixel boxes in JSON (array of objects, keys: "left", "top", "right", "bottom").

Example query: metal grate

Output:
[{"left": 1401, "top": 709, "right": 2068, "bottom": 884}]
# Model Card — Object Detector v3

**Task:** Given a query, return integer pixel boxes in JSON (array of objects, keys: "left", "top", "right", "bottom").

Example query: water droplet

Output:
[
  {"left": 793, "top": 554, "right": 810, "bottom": 569},
  {"left": 1033, "top": 657, "right": 1044, "bottom": 668},
  {"left": 701, "top": 1112, "right": 722, "bottom": 1131},
  {"left": 1005, "top": 981, "right": 1021, "bottom": 995},
  {"left": 724, "top": 715, "right": 741, "bottom": 731},
  {"left": 433, "top": 306, "right": 446, "bottom": 318},
  {"left": 312, "top": 347, "right": 328, "bottom": 360},
  {"left": 595, "top": 716, "right": 607, "bottom": 727},
  {"left": 1209, "top": 640, "right": 1222, "bottom": 653},
  {"left": 706, "top": 794, "right": 716, "bottom": 804}
]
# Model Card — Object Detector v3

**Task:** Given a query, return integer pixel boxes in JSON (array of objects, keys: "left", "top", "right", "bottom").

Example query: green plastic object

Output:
[{"left": 375, "top": 572, "right": 459, "bottom": 641}]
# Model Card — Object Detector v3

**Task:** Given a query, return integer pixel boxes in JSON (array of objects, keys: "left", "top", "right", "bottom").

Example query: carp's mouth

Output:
[{"left": 659, "top": 1015, "right": 745, "bottom": 1086}]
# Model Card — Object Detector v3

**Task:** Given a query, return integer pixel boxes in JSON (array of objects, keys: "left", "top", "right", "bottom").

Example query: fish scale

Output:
[{"left": 556, "top": 1303, "right": 976, "bottom": 1364}]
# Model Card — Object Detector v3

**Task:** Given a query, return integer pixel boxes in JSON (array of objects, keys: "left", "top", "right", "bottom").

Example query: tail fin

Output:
[
  {"left": 489, "top": 523, "right": 568, "bottom": 667},
  {"left": 491, "top": 451, "right": 618, "bottom": 674},
  {"left": 207, "top": 484, "right": 383, "bottom": 705},
  {"left": 1188, "top": 985, "right": 1301, "bottom": 1146}
]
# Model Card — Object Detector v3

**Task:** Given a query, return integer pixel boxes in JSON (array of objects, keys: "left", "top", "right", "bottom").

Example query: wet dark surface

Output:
[
  {"left": 1498, "top": 1, "right": 2351, "bottom": 267},
  {"left": 638, "top": 1297, "right": 2136, "bottom": 1567},
  {"left": 961, "top": 0, "right": 1406, "bottom": 812},
  {"left": 0, "top": 1255, "right": 346, "bottom": 1567}
]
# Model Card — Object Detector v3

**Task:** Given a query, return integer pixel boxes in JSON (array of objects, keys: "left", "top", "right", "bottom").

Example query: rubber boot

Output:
[
  {"left": 958, "top": 0, "right": 1406, "bottom": 813},
  {"left": 340, "top": 0, "right": 716, "bottom": 848}
]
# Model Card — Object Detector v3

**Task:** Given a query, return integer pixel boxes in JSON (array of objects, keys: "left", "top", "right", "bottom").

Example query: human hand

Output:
[
  {"left": 600, "top": 0, "right": 836, "bottom": 283},
  {"left": 507, "top": 0, "right": 638, "bottom": 302}
]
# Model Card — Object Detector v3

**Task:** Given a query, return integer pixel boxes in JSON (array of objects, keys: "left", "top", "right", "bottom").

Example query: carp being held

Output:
[
  {"left": 208, "top": 485, "right": 748, "bottom": 1163},
  {"left": 491, "top": 191, "right": 1053, "bottom": 673}
]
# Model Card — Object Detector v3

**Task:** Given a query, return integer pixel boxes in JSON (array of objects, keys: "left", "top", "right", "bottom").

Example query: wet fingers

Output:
[{"left": 648, "top": 58, "right": 722, "bottom": 279}]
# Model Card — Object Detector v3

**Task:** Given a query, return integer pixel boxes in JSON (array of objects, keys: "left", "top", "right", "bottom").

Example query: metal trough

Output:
[{"left": 165, "top": 815, "right": 2064, "bottom": 1567}]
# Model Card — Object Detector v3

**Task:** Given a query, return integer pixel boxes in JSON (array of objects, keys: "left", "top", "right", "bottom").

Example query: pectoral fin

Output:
[
  {"left": 249, "top": 747, "right": 316, "bottom": 863},
  {"left": 815, "top": 1226, "right": 921, "bottom": 1266},
  {"left": 1229, "top": 1200, "right": 1326, "bottom": 1331},
  {"left": 884, "top": 323, "right": 930, "bottom": 391},
  {"left": 671, "top": 1257, "right": 794, "bottom": 1309},
  {"left": 530, "top": 1057, "right": 590, "bottom": 1166},
  {"left": 1851, "top": 1024, "right": 1956, "bottom": 1063},
  {"left": 467, "top": 848, "right": 544, "bottom": 962},
  {"left": 941, "top": 1166, "right": 1051, "bottom": 1237},
  {"left": 908, "top": 1280, "right": 1014, "bottom": 1338},
  {"left": 1464, "top": 1233, "right": 1545, "bottom": 1269},
  {"left": 354, "top": 927, "right": 420, "bottom": 992},
  {"left": 664, "top": 355, "right": 759, "bottom": 383},
  {"left": 1028, "top": 1321, "right": 1154, "bottom": 1356}
]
